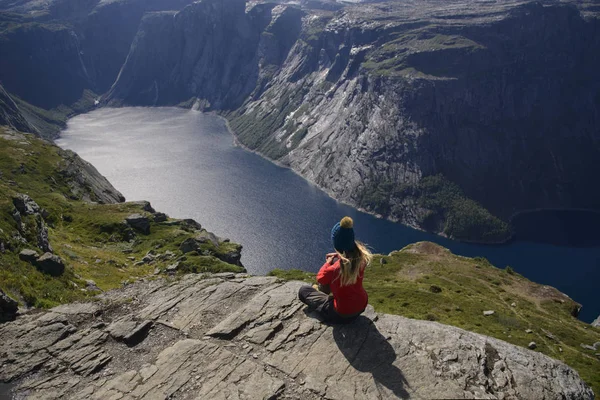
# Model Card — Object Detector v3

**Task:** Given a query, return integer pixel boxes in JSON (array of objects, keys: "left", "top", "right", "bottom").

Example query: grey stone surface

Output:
[
  {"left": 153, "top": 212, "right": 167, "bottom": 222},
  {"left": 592, "top": 315, "right": 600, "bottom": 327},
  {"left": 19, "top": 248, "right": 39, "bottom": 264},
  {"left": 125, "top": 214, "right": 150, "bottom": 234},
  {"left": 35, "top": 252, "right": 65, "bottom": 276},
  {"left": 0, "top": 276, "right": 593, "bottom": 399},
  {"left": 57, "top": 149, "right": 125, "bottom": 204},
  {"left": 12, "top": 194, "right": 40, "bottom": 215}
]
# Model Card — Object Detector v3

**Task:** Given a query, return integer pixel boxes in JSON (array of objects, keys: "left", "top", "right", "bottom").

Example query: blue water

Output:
[{"left": 56, "top": 107, "right": 600, "bottom": 323}]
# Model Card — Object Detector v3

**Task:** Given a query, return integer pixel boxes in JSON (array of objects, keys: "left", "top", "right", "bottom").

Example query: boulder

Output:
[
  {"left": 129, "top": 201, "right": 155, "bottom": 213},
  {"left": 483, "top": 310, "right": 495, "bottom": 316},
  {"left": 36, "top": 215, "right": 53, "bottom": 253},
  {"left": 217, "top": 250, "right": 243, "bottom": 267},
  {"left": 12, "top": 194, "right": 41, "bottom": 215},
  {"left": 154, "top": 212, "right": 168, "bottom": 223},
  {"left": 124, "top": 214, "right": 150, "bottom": 234},
  {"left": 195, "top": 230, "right": 219, "bottom": 247},
  {"left": 35, "top": 253, "right": 65, "bottom": 276},
  {"left": 179, "top": 237, "right": 199, "bottom": 254},
  {"left": 182, "top": 219, "right": 202, "bottom": 230},
  {"left": 0, "top": 289, "right": 18, "bottom": 322},
  {"left": 19, "top": 249, "right": 39, "bottom": 264},
  {"left": 85, "top": 280, "right": 101, "bottom": 292},
  {"left": 529, "top": 342, "right": 537, "bottom": 350},
  {"left": 592, "top": 315, "right": 600, "bottom": 327}
]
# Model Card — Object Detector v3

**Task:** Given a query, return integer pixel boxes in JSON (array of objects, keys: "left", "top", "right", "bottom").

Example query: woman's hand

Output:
[{"left": 325, "top": 252, "right": 338, "bottom": 264}]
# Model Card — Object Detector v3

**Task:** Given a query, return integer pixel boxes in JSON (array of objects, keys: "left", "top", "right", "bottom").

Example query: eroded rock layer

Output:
[{"left": 0, "top": 274, "right": 592, "bottom": 399}]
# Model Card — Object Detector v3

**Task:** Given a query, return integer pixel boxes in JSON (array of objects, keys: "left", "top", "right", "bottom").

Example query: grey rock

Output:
[
  {"left": 85, "top": 280, "right": 101, "bottom": 292},
  {"left": 57, "top": 149, "right": 125, "bottom": 204},
  {"left": 12, "top": 194, "right": 41, "bottom": 215},
  {"left": 592, "top": 315, "right": 600, "bottom": 327},
  {"left": 218, "top": 249, "right": 243, "bottom": 267},
  {"left": 182, "top": 219, "right": 202, "bottom": 231},
  {"left": 141, "top": 253, "right": 155, "bottom": 264},
  {"left": 594, "top": 342, "right": 600, "bottom": 350},
  {"left": 525, "top": 329, "right": 533, "bottom": 334},
  {"left": 529, "top": 342, "right": 537, "bottom": 350},
  {"left": 107, "top": 319, "right": 153, "bottom": 346},
  {"left": 580, "top": 344, "right": 596, "bottom": 351},
  {"left": 129, "top": 201, "right": 155, "bottom": 213},
  {"left": 195, "top": 230, "right": 219, "bottom": 247},
  {"left": 483, "top": 310, "right": 495, "bottom": 316},
  {"left": 165, "top": 262, "right": 180, "bottom": 273},
  {"left": 153, "top": 212, "right": 168, "bottom": 222},
  {"left": 36, "top": 214, "right": 53, "bottom": 253},
  {"left": 0, "top": 289, "right": 18, "bottom": 322},
  {"left": 0, "top": 276, "right": 593, "bottom": 400},
  {"left": 19, "top": 248, "right": 39, "bottom": 264},
  {"left": 179, "top": 237, "right": 198, "bottom": 254},
  {"left": 124, "top": 214, "right": 150, "bottom": 234},
  {"left": 0, "top": 83, "right": 36, "bottom": 133},
  {"left": 35, "top": 252, "right": 65, "bottom": 276}
]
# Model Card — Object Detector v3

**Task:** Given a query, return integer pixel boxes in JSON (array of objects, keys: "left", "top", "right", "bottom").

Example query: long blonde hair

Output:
[{"left": 337, "top": 241, "right": 372, "bottom": 286}]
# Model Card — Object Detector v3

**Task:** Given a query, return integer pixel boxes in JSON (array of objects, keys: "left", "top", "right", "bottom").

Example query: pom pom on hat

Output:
[
  {"left": 340, "top": 216, "right": 353, "bottom": 229},
  {"left": 331, "top": 216, "right": 356, "bottom": 253}
]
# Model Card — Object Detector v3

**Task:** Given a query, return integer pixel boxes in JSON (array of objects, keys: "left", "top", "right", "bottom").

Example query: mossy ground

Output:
[
  {"left": 270, "top": 241, "right": 600, "bottom": 396},
  {"left": 0, "top": 128, "right": 243, "bottom": 309}
]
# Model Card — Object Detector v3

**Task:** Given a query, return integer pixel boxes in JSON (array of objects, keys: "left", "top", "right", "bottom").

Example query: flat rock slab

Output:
[{"left": 0, "top": 275, "right": 593, "bottom": 399}]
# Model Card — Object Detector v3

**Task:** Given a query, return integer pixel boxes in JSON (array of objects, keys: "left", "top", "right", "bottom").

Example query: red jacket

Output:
[{"left": 317, "top": 259, "right": 368, "bottom": 315}]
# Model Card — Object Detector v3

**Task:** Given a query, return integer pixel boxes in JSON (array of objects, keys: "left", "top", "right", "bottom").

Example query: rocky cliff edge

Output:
[{"left": 0, "top": 274, "right": 593, "bottom": 399}]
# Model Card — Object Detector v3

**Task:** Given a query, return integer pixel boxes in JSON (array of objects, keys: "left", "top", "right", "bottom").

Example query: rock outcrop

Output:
[
  {"left": 593, "top": 316, "right": 600, "bottom": 328},
  {"left": 0, "top": 289, "right": 18, "bottom": 322},
  {"left": 0, "top": 84, "right": 35, "bottom": 133},
  {"left": 57, "top": 149, "right": 125, "bottom": 204},
  {"left": 0, "top": 274, "right": 593, "bottom": 399}
]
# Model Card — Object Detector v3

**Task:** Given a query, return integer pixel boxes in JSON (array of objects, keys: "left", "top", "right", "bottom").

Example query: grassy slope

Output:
[
  {"left": 0, "top": 127, "right": 243, "bottom": 308},
  {"left": 270, "top": 241, "right": 600, "bottom": 396}
]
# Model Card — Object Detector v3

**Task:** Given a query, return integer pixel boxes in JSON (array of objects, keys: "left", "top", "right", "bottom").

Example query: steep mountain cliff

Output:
[
  {"left": 103, "top": 0, "right": 600, "bottom": 242},
  {"left": 0, "top": 84, "right": 34, "bottom": 132},
  {"left": 1, "top": 0, "right": 599, "bottom": 240}
]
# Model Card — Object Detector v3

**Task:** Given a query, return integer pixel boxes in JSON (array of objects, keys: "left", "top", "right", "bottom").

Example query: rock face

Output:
[
  {"left": 35, "top": 252, "right": 66, "bottom": 276},
  {"left": 125, "top": 214, "right": 151, "bottom": 235},
  {"left": 593, "top": 316, "right": 600, "bottom": 328},
  {"left": 0, "top": 84, "right": 35, "bottom": 133},
  {"left": 0, "top": 275, "right": 592, "bottom": 399},
  {"left": 0, "top": 289, "right": 18, "bottom": 322},
  {"left": 57, "top": 149, "right": 125, "bottom": 204},
  {"left": 102, "top": 0, "right": 600, "bottom": 242}
]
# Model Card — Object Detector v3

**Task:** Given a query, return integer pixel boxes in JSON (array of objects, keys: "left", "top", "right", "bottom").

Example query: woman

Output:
[{"left": 298, "top": 216, "right": 372, "bottom": 323}]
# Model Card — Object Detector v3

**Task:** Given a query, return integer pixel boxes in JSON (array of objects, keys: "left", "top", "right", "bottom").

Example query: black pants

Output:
[{"left": 298, "top": 285, "right": 362, "bottom": 324}]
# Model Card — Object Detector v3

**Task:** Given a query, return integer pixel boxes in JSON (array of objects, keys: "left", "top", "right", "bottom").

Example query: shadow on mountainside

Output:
[{"left": 332, "top": 316, "right": 410, "bottom": 399}]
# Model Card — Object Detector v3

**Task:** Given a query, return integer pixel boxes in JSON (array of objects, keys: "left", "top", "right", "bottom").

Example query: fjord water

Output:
[{"left": 57, "top": 108, "right": 600, "bottom": 322}]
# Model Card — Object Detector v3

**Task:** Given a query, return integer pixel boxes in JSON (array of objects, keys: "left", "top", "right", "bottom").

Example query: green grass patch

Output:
[
  {"left": 270, "top": 242, "right": 599, "bottom": 396},
  {"left": 0, "top": 128, "right": 243, "bottom": 308}
]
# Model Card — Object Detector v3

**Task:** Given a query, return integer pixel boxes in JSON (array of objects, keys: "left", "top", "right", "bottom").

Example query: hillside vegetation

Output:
[
  {"left": 0, "top": 127, "right": 243, "bottom": 309},
  {"left": 270, "top": 241, "right": 600, "bottom": 396}
]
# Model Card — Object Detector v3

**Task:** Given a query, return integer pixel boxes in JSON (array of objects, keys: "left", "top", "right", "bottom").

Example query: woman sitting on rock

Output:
[{"left": 298, "top": 216, "right": 372, "bottom": 323}]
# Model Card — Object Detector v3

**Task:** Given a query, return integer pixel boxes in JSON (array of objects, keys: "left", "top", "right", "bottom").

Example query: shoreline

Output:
[
  {"left": 56, "top": 106, "right": 598, "bottom": 248},
  {"left": 217, "top": 112, "right": 518, "bottom": 246}
]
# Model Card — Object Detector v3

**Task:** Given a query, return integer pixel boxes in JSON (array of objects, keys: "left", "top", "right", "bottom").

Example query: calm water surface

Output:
[{"left": 57, "top": 107, "right": 600, "bottom": 322}]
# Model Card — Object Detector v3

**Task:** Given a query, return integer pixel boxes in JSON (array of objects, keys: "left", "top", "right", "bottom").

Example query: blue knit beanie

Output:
[{"left": 331, "top": 216, "right": 356, "bottom": 253}]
